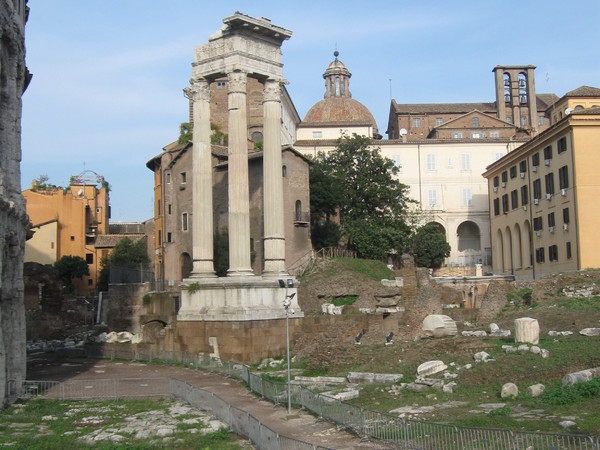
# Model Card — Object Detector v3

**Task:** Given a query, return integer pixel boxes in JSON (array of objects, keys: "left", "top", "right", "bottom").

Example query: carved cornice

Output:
[
  {"left": 263, "top": 79, "right": 282, "bottom": 103},
  {"left": 227, "top": 71, "right": 247, "bottom": 94},
  {"left": 187, "top": 77, "right": 211, "bottom": 102}
]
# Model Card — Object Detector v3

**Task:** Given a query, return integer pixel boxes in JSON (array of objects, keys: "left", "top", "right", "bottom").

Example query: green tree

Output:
[
  {"left": 178, "top": 122, "right": 228, "bottom": 146},
  {"left": 412, "top": 223, "right": 451, "bottom": 269},
  {"left": 310, "top": 134, "right": 412, "bottom": 259},
  {"left": 97, "top": 237, "right": 150, "bottom": 290},
  {"left": 54, "top": 255, "right": 90, "bottom": 291}
]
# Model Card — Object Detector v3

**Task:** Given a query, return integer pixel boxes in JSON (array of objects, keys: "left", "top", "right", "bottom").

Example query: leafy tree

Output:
[
  {"left": 31, "top": 175, "right": 61, "bottom": 192},
  {"left": 54, "top": 255, "right": 90, "bottom": 291},
  {"left": 178, "top": 122, "right": 192, "bottom": 144},
  {"left": 109, "top": 237, "right": 150, "bottom": 268},
  {"left": 412, "top": 223, "right": 451, "bottom": 269},
  {"left": 310, "top": 134, "right": 412, "bottom": 259},
  {"left": 178, "top": 122, "right": 228, "bottom": 145}
]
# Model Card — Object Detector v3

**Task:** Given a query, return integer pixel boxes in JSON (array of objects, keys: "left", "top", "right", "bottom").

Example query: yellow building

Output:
[
  {"left": 483, "top": 87, "right": 600, "bottom": 279},
  {"left": 23, "top": 172, "right": 110, "bottom": 294}
]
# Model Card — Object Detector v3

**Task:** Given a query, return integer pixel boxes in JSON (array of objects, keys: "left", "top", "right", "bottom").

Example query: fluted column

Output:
[
  {"left": 227, "top": 70, "right": 253, "bottom": 276},
  {"left": 189, "top": 77, "right": 216, "bottom": 277},
  {"left": 262, "top": 79, "right": 286, "bottom": 275}
]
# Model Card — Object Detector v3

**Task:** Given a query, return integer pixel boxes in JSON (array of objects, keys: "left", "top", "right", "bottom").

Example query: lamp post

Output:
[{"left": 279, "top": 278, "right": 295, "bottom": 415}]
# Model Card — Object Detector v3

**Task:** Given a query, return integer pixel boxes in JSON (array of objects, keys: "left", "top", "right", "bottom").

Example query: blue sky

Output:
[{"left": 21, "top": 1, "right": 600, "bottom": 222}]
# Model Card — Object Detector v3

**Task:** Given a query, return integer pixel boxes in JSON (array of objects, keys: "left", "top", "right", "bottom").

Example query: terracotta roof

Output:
[
  {"left": 392, "top": 100, "right": 496, "bottom": 114},
  {"left": 564, "top": 85, "right": 600, "bottom": 97},
  {"left": 109, "top": 222, "right": 145, "bottom": 234},
  {"left": 95, "top": 234, "right": 145, "bottom": 248},
  {"left": 303, "top": 97, "right": 378, "bottom": 132},
  {"left": 536, "top": 93, "right": 559, "bottom": 109}
]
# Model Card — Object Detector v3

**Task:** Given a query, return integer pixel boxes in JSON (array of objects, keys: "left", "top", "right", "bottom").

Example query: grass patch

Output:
[
  {"left": 507, "top": 288, "right": 533, "bottom": 306},
  {"left": 332, "top": 295, "right": 358, "bottom": 307},
  {"left": 559, "top": 296, "right": 600, "bottom": 311},
  {"left": 336, "top": 258, "right": 394, "bottom": 280},
  {"left": 538, "top": 377, "right": 600, "bottom": 406}
]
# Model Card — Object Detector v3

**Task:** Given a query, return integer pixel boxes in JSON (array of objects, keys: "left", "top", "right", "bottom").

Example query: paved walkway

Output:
[{"left": 27, "top": 354, "right": 393, "bottom": 449}]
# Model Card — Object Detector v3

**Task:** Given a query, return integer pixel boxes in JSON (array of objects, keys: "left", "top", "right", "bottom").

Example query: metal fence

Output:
[{"left": 22, "top": 346, "right": 600, "bottom": 450}]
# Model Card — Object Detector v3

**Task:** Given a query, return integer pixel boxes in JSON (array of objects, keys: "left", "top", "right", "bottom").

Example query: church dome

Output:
[{"left": 302, "top": 51, "right": 378, "bottom": 135}]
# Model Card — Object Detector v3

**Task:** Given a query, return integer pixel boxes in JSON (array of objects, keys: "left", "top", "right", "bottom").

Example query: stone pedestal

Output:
[
  {"left": 179, "top": 276, "right": 303, "bottom": 321},
  {"left": 514, "top": 317, "right": 539, "bottom": 344}
]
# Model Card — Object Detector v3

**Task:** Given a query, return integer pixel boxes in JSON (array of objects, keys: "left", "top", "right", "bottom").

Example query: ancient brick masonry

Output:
[{"left": 0, "top": 0, "right": 29, "bottom": 404}]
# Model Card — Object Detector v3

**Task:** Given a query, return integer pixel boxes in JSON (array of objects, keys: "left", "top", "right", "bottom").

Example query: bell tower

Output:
[{"left": 493, "top": 65, "right": 537, "bottom": 134}]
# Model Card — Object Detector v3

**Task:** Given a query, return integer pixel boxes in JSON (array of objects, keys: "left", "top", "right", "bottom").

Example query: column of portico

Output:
[
  {"left": 189, "top": 77, "right": 216, "bottom": 277},
  {"left": 262, "top": 79, "right": 287, "bottom": 275},
  {"left": 227, "top": 70, "right": 253, "bottom": 276}
]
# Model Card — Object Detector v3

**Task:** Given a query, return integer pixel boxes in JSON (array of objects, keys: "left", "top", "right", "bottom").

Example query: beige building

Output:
[{"left": 483, "top": 87, "right": 600, "bottom": 279}]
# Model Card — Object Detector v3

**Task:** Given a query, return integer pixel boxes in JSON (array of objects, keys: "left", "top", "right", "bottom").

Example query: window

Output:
[
  {"left": 251, "top": 131, "right": 263, "bottom": 143},
  {"left": 493, "top": 176, "right": 499, "bottom": 188},
  {"left": 158, "top": 230, "right": 162, "bottom": 246},
  {"left": 413, "top": 118, "right": 421, "bottom": 128},
  {"left": 472, "top": 117, "right": 480, "bottom": 127},
  {"left": 312, "top": 131, "right": 322, "bottom": 139},
  {"left": 490, "top": 131, "right": 500, "bottom": 138},
  {"left": 510, "top": 166, "right": 517, "bottom": 179},
  {"left": 549, "top": 245, "right": 559, "bottom": 262},
  {"left": 470, "top": 132, "right": 482, "bottom": 139},
  {"left": 539, "top": 115, "right": 546, "bottom": 126},
  {"left": 462, "top": 188, "right": 472, "bottom": 207},
  {"left": 282, "top": 165, "right": 287, "bottom": 177},
  {"left": 181, "top": 172, "right": 187, "bottom": 184},
  {"left": 295, "top": 200, "right": 302, "bottom": 221},
  {"left": 511, "top": 190, "right": 518, "bottom": 209},
  {"left": 501, "top": 171, "right": 508, "bottom": 184},
  {"left": 533, "top": 217, "right": 543, "bottom": 231},
  {"left": 168, "top": 204, "right": 172, "bottom": 215},
  {"left": 493, "top": 198, "right": 500, "bottom": 216},
  {"left": 452, "top": 132, "right": 463, "bottom": 139},
  {"left": 216, "top": 81, "right": 226, "bottom": 89},
  {"left": 543, "top": 145, "right": 552, "bottom": 161},
  {"left": 70, "top": 236, "right": 75, "bottom": 241},
  {"left": 545, "top": 173, "right": 555, "bottom": 196},
  {"left": 502, "top": 194, "right": 509, "bottom": 214},
  {"left": 519, "top": 160, "right": 527, "bottom": 174},
  {"left": 426, "top": 154, "right": 436, "bottom": 171},
  {"left": 461, "top": 154, "right": 470, "bottom": 171},
  {"left": 566, "top": 242, "right": 572, "bottom": 259},
  {"left": 166, "top": 173, "right": 171, "bottom": 184},
  {"left": 428, "top": 190, "right": 437, "bottom": 207},
  {"left": 559, "top": 165, "right": 569, "bottom": 189},
  {"left": 533, "top": 179, "right": 542, "bottom": 200},
  {"left": 182, "top": 212, "right": 188, "bottom": 231},
  {"left": 563, "top": 207, "right": 570, "bottom": 224},
  {"left": 157, "top": 200, "right": 161, "bottom": 216},
  {"left": 167, "top": 232, "right": 172, "bottom": 243},
  {"left": 392, "top": 155, "right": 401, "bottom": 168},
  {"left": 88, "top": 279, "right": 93, "bottom": 286},
  {"left": 86, "top": 253, "right": 94, "bottom": 264},
  {"left": 548, "top": 212, "right": 555, "bottom": 228},
  {"left": 521, "top": 116, "right": 528, "bottom": 127},
  {"left": 521, "top": 185, "right": 528, "bottom": 205},
  {"left": 447, "top": 157, "right": 453, "bottom": 168},
  {"left": 535, "top": 247, "right": 545, "bottom": 263},
  {"left": 532, "top": 153, "right": 540, "bottom": 167},
  {"left": 557, "top": 136, "right": 567, "bottom": 153},
  {"left": 436, "top": 117, "right": 443, "bottom": 126}
]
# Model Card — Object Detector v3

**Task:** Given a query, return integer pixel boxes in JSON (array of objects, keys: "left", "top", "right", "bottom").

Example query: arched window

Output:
[
  {"left": 518, "top": 73, "right": 528, "bottom": 104},
  {"left": 180, "top": 252, "right": 193, "bottom": 279},
  {"left": 457, "top": 221, "right": 481, "bottom": 251},
  {"left": 251, "top": 131, "right": 263, "bottom": 143},
  {"left": 282, "top": 165, "right": 287, "bottom": 178},
  {"left": 472, "top": 116, "right": 480, "bottom": 128},
  {"left": 503, "top": 73, "right": 511, "bottom": 103},
  {"left": 295, "top": 200, "right": 302, "bottom": 221}
]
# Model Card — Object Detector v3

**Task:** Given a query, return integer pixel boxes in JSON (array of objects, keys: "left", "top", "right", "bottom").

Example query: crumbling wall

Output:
[{"left": 0, "top": 0, "right": 29, "bottom": 404}]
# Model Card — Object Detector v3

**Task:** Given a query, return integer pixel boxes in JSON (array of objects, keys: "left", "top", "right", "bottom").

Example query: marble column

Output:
[
  {"left": 189, "top": 77, "right": 216, "bottom": 277},
  {"left": 262, "top": 79, "right": 286, "bottom": 275},
  {"left": 227, "top": 70, "right": 253, "bottom": 276}
]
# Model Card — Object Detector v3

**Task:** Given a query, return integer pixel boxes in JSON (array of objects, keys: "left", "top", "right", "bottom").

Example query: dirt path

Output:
[{"left": 27, "top": 354, "right": 392, "bottom": 449}]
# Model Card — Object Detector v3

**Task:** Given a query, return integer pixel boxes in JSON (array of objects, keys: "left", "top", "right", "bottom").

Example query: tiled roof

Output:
[
  {"left": 571, "top": 106, "right": 600, "bottom": 115},
  {"left": 109, "top": 222, "right": 145, "bottom": 234},
  {"left": 95, "top": 234, "right": 145, "bottom": 248},
  {"left": 303, "top": 97, "right": 378, "bottom": 133},
  {"left": 392, "top": 100, "right": 496, "bottom": 114},
  {"left": 536, "top": 93, "right": 559, "bottom": 109},
  {"left": 564, "top": 85, "right": 600, "bottom": 97}
]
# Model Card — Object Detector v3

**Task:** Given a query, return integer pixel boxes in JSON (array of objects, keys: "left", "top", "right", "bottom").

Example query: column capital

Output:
[
  {"left": 187, "top": 77, "right": 211, "bottom": 102},
  {"left": 227, "top": 71, "right": 248, "bottom": 94},
  {"left": 263, "top": 78, "right": 282, "bottom": 103}
]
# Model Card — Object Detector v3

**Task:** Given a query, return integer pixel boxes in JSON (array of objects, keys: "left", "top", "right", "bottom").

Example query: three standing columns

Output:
[{"left": 189, "top": 72, "right": 287, "bottom": 278}]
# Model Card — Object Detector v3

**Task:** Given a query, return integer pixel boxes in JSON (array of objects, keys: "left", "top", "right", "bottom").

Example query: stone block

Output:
[
  {"left": 417, "top": 360, "right": 447, "bottom": 377},
  {"left": 514, "top": 317, "right": 539, "bottom": 344},
  {"left": 526, "top": 384, "right": 545, "bottom": 397},
  {"left": 422, "top": 314, "right": 458, "bottom": 337},
  {"left": 501, "top": 382, "right": 519, "bottom": 399},
  {"left": 562, "top": 367, "right": 600, "bottom": 386},
  {"left": 579, "top": 328, "right": 600, "bottom": 336}
]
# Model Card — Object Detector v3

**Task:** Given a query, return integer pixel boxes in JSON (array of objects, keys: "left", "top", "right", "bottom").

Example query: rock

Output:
[
  {"left": 443, "top": 372, "right": 458, "bottom": 379},
  {"left": 347, "top": 372, "right": 403, "bottom": 384},
  {"left": 381, "top": 278, "right": 403, "bottom": 288},
  {"left": 549, "top": 330, "right": 573, "bottom": 337},
  {"left": 514, "top": 317, "right": 539, "bottom": 344},
  {"left": 530, "top": 346, "right": 541, "bottom": 354},
  {"left": 417, "top": 360, "right": 448, "bottom": 377},
  {"left": 415, "top": 378, "right": 444, "bottom": 389},
  {"left": 489, "top": 323, "right": 500, "bottom": 333},
  {"left": 501, "top": 383, "right": 519, "bottom": 399},
  {"left": 422, "top": 314, "right": 458, "bottom": 337},
  {"left": 518, "top": 344, "right": 530, "bottom": 352},
  {"left": 268, "top": 359, "right": 284, "bottom": 368},
  {"left": 540, "top": 349, "right": 550, "bottom": 359},
  {"left": 293, "top": 376, "right": 346, "bottom": 385},
  {"left": 502, "top": 345, "right": 517, "bottom": 353},
  {"left": 463, "top": 364, "right": 472, "bottom": 370},
  {"left": 474, "top": 351, "right": 490, "bottom": 362},
  {"left": 479, "top": 403, "right": 507, "bottom": 411},
  {"left": 322, "top": 390, "right": 359, "bottom": 401},
  {"left": 321, "top": 303, "right": 343, "bottom": 315},
  {"left": 526, "top": 384, "right": 545, "bottom": 397},
  {"left": 559, "top": 420, "right": 577, "bottom": 429},
  {"left": 406, "top": 382, "right": 429, "bottom": 393},
  {"left": 579, "top": 328, "right": 600, "bottom": 336},
  {"left": 443, "top": 382, "right": 457, "bottom": 393},
  {"left": 490, "top": 329, "right": 511, "bottom": 338},
  {"left": 131, "top": 334, "right": 143, "bottom": 344},
  {"left": 562, "top": 367, "right": 600, "bottom": 386},
  {"left": 462, "top": 330, "right": 488, "bottom": 337}
]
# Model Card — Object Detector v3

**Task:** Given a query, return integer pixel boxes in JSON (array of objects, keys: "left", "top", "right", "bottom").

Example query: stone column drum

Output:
[
  {"left": 262, "top": 79, "right": 286, "bottom": 275},
  {"left": 227, "top": 70, "right": 253, "bottom": 276},
  {"left": 189, "top": 77, "right": 216, "bottom": 277},
  {"left": 514, "top": 317, "right": 539, "bottom": 345}
]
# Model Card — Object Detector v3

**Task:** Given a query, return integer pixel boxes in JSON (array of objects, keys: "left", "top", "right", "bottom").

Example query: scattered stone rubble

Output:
[{"left": 422, "top": 315, "right": 457, "bottom": 337}]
